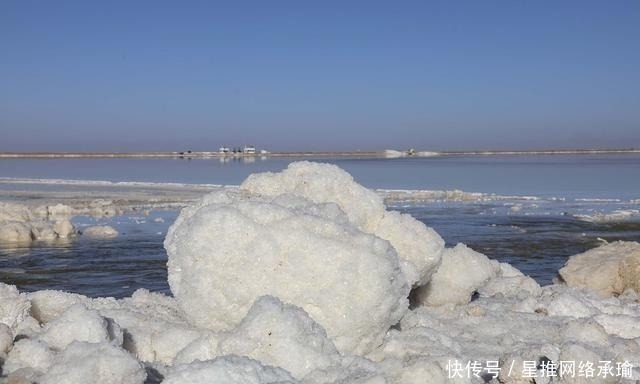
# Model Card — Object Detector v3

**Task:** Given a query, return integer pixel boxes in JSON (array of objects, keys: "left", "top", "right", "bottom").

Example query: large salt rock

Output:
[
  {"left": 164, "top": 355, "right": 298, "bottom": 384},
  {"left": 559, "top": 241, "right": 640, "bottom": 297},
  {"left": 166, "top": 190, "right": 409, "bottom": 355},
  {"left": 413, "top": 244, "right": 501, "bottom": 306},
  {"left": 40, "top": 342, "right": 146, "bottom": 384},
  {"left": 38, "top": 303, "right": 121, "bottom": 350},
  {"left": 0, "top": 283, "right": 31, "bottom": 330},
  {"left": 241, "top": 161, "right": 444, "bottom": 286},
  {"left": 176, "top": 296, "right": 341, "bottom": 379}
]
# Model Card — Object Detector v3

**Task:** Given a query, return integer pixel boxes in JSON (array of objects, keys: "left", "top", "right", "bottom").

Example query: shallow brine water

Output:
[
  {"left": 1, "top": 200, "right": 640, "bottom": 298},
  {"left": 1, "top": 154, "right": 640, "bottom": 297}
]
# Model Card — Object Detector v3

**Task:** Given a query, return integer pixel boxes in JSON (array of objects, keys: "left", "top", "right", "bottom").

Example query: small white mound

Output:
[
  {"left": 0, "top": 283, "right": 31, "bottom": 330},
  {"left": 375, "top": 210, "right": 444, "bottom": 286},
  {"left": 82, "top": 225, "right": 119, "bottom": 238},
  {"left": 0, "top": 323, "right": 12, "bottom": 355},
  {"left": 165, "top": 190, "right": 409, "bottom": 355},
  {"left": 559, "top": 241, "right": 640, "bottom": 297},
  {"left": 27, "top": 289, "right": 88, "bottom": 323},
  {"left": 413, "top": 243, "right": 500, "bottom": 306},
  {"left": 240, "top": 161, "right": 444, "bottom": 286},
  {"left": 3, "top": 338, "right": 53, "bottom": 375},
  {"left": 40, "top": 342, "right": 146, "bottom": 384},
  {"left": 478, "top": 263, "right": 542, "bottom": 298},
  {"left": 0, "top": 221, "right": 32, "bottom": 243},
  {"left": 176, "top": 296, "right": 341, "bottom": 379},
  {"left": 164, "top": 355, "right": 298, "bottom": 384},
  {"left": 38, "top": 303, "right": 121, "bottom": 350},
  {"left": 218, "top": 296, "right": 340, "bottom": 378}
]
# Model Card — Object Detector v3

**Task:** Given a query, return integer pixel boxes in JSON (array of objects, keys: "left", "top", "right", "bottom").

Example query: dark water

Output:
[
  {"left": 2, "top": 203, "right": 640, "bottom": 298},
  {"left": 402, "top": 203, "right": 640, "bottom": 285}
]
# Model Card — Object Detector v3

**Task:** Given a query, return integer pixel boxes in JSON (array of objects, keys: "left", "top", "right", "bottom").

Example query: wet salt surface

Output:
[
  {"left": 2, "top": 153, "right": 640, "bottom": 199},
  {"left": 2, "top": 203, "right": 639, "bottom": 298}
]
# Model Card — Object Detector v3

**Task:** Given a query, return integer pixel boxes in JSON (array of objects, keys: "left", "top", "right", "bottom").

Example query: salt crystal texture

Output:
[
  {"left": 40, "top": 342, "right": 146, "bottom": 384},
  {"left": 0, "top": 283, "right": 31, "bottom": 330},
  {"left": 412, "top": 243, "right": 501, "bottom": 306},
  {"left": 175, "top": 295, "right": 341, "bottom": 379},
  {"left": 38, "top": 303, "right": 120, "bottom": 350},
  {"left": 165, "top": 188, "right": 409, "bottom": 355},
  {"left": 240, "top": 161, "right": 444, "bottom": 286},
  {"left": 164, "top": 355, "right": 298, "bottom": 384}
]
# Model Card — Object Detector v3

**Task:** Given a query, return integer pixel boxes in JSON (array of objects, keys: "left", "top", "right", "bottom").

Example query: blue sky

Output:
[{"left": 1, "top": 0, "right": 639, "bottom": 151}]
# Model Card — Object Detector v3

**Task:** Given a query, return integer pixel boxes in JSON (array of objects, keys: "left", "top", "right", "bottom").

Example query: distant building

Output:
[
  {"left": 219, "top": 146, "right": 230, "bottom": 154},
  {"left": 243, "top": 145, "right": 256, "bottom": 154}
]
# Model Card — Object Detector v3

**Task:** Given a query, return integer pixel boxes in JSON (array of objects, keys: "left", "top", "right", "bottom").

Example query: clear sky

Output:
[{"left": 1, "top": 1, "right": 639, "bottom": 152}]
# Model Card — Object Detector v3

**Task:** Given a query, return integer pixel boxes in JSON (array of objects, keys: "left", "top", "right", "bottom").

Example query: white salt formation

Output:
[
  {"left": 0, "top": 202, "right": 76, "bottom": 243},
  {"left": 559, "top": 241, "right": 640, "bottom": 297},
  {"left": 412, "top": 243, "right": 501, "bottom": 306},
  {"left": 40, "top": 342, "right": 146, "bottom": 384},
  {"left": 165, "top": 187, "right": 409, "bottom": 355},
  {"left": 82, "top": 225, "right": 119, "bottom": 238},
  {"left": 164, "top": 355, "right": 297, "bottom": 384},
  {"left": 174, "top": 295, "right": 341, "bottom": 379},
  {"left": 241, "top": 162, "right": 445, "bottom": 286},
  {"left": 1, "top": 163, "right": 640, "bottom": 383}
]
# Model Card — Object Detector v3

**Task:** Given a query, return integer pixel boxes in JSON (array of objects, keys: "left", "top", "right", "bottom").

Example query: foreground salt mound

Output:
[
  {"left": 175, "top": 296, "right": 341, "bottom": 379},
  {"left": 412, "top": 244, "right": 501, "bottom": 306},
  {"left": 559, "top": 241, "right": 640, "bottom": 297},
  {"left": 165, "top": 189, "right": 409, "bottom": 355},
  {"left": 40, "top": 342, "right": 146, "bottom": 384},
  {"left": 38, "top": 303, "right": 121, "bottom": 350},
  {"left": 164, "top": 355, "right": 298, "bottom": 384},
  {"left": 1, "top": 276, "right": 640, "bottom": 382},
  {"left": 3, "top": 338, "right": 53, "bottom": 376},
  {"left": 0, "top": 323, "right": 12, "bottom": 355},
  {"left": 27, "top": 288, "right": 197, "bottom": 364},
  {"left": 0, "top": 283, "right": 30, "bottom": 331},
  {"left": 241, "top": 161, "right": 444, "bottom": 286}
]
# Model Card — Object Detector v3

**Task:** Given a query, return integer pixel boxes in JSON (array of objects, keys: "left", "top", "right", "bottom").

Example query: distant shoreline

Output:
[{"left": 0, "top": 148, "right": 638, "bottom": 159}]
